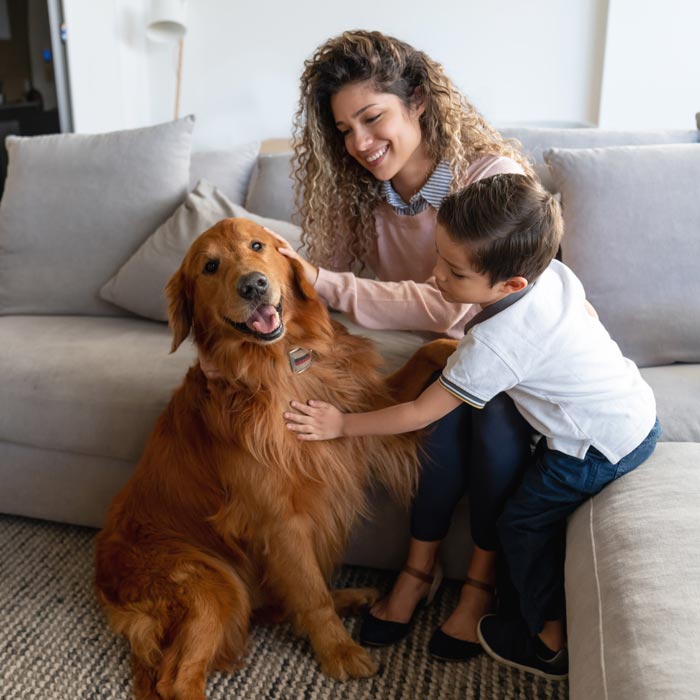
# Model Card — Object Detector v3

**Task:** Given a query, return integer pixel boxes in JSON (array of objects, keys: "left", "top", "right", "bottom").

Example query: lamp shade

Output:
[{"left": 146, "top": 0, "right": 187, "bottom": 43}]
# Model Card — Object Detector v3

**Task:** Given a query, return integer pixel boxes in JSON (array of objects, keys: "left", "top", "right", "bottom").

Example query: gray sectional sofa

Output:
[{"left": 1, "top": 116, "right": 699, "bottom": 700}]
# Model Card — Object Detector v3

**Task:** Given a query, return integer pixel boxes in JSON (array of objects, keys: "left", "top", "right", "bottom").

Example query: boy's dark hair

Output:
[{"left": 437, "top": 174, "right": 563, "bottom": 285}]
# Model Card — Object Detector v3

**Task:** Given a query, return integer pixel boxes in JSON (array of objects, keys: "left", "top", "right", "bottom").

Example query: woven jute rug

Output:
[{"left": 0, "top": 514, "right": 568, "bottom": 700}]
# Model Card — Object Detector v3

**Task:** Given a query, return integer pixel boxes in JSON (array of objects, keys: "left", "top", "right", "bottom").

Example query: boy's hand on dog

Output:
[{"left": 285, "top": 400, "right": 344, "bottom": 440}]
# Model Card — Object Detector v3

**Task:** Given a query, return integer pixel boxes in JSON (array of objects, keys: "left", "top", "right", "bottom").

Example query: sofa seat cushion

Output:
[
  {"left": 640, "top": 364, "right": 700, "bottom": 442},
  {"left": 0, "top": 441, "right": 134, "bottom": 528},
  {"left": 344, "top": 485, "right": 472, "bottom": 580},
  {"left": 0, "top": 313, "right": 426, "bottom": 465},
  {"left": 0, "top": 316, "right": 196, "bottom": 462},
  {"left": 566, "top": 442, "right": 700, "bottom": 700},
  {"left": 330, "top": 312, "right": 429, "bottom": 372}
]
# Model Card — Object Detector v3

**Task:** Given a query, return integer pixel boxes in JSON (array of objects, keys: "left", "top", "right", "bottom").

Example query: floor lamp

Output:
[{"left": 146, "top": 0, "right": 188, "bottom": 119}]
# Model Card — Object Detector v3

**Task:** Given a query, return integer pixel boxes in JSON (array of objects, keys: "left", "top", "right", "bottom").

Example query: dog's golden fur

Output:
[{"left": 95, "top": 219, "right": 454, "bottom": 700}]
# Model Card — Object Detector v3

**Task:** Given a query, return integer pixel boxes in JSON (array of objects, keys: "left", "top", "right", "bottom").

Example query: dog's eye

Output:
[
  {"left": 203, "top": 259, "right": 219, "bottom": 275},
  {"left": 251, "top": 241, "right": 264, "bottom": 252}
]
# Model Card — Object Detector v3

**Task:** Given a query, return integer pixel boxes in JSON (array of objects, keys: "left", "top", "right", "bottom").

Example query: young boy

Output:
[{"left": 284, "top": 173, "right": 660, "bottom": 680}]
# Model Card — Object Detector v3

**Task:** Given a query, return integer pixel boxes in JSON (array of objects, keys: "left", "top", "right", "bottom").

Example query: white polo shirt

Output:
[{"left": 439, "top": 260, "right": 656, "bottom": 463}]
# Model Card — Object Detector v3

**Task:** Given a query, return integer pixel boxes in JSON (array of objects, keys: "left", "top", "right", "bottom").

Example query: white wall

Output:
[
  {"left": 63, "top": 0, "right": 150, "bottom": 133},
  {"left": 599, "top": 0, "right": 700, "bottom": 129},
  {"left": 62, "top": 0, "right": 699, "bottom": 147},
  {"left": 147, "top": 0, "right": 608, "bottom": 150}
]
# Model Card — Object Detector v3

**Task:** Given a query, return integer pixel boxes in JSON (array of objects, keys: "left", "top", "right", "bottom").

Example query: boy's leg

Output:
[
  {"left": 502, "top": 420, "right": 661, "bottom": 635},
  {"left": 498, "top": 442, "right": 586, "bottom": 634},
  {"left": 476, "top": 442, "right": 593, "bottom": 680},
  {"left": 480, "top": 421, "right": 661, "bottom": 679}
]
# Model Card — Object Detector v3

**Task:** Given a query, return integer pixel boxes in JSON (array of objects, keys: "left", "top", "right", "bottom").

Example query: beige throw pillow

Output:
[{"left": 100, "top": 180, "right": 302, "bottom": 322}]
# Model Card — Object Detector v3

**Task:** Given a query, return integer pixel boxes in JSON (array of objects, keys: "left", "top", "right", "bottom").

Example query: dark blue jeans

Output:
[
  {"left": 498, "top": 419, "right": 662, "bottom": 635},
  {"left": 411, "top": 372, "right": 533, "bottom": 551}
]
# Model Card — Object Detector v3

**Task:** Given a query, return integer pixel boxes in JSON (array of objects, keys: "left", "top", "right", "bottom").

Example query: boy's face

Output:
[{"left": 433, "top": 224, "right": 526, "bottom": 307}]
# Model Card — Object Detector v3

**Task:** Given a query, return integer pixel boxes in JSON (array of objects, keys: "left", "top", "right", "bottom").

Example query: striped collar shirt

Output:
[{"left": 381, "top": 160, "right": 452, "bottom": 216}]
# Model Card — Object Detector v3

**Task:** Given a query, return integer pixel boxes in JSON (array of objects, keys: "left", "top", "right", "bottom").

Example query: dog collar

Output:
[{"left": 288, "top": 347, "right": 313, "bottom": 374}]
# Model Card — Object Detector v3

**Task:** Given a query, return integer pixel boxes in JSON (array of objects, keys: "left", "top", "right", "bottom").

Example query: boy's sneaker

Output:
[{"left": 477, "top": 614, "right": 568, "bottom": 681}]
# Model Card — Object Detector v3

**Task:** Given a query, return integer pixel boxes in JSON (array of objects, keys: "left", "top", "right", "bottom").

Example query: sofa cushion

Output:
[
  {"left": 189, "top": 141, "right": 260, "bottom": 204},
  {"left": 244, "top": 150, "right": 547, "bottom": 218},
  {"left": 0, "top": 315, "right": 196, "bottom": 462},
  {"left": 566, "top": 442, "right": 700, "bottom": 700},
  {"left": 640, "top": 364, "right": 700, "bottom": 442},
  {"left": 0, "top": 117, "right": 194, "bottom": 316},
  {"left": 100, "top": 180, "right": 303, "bottom": 321},
  {"left": 500, "top": 126, "right": 699, "bottom": 193},
  {"left": 544, "top": 143, "right": 700, "bottom": 367},
  {"left": 0, "top": 441, "right": 135, "bottom": 529},
  {"left": 244, "top": 151, "right": 297, "bottom": 223},
  {"left": 499, "top": 125, "right": 699, "bottom": 165}
]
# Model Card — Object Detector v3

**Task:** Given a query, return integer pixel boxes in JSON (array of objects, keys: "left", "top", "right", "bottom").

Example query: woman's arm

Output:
[
  {"left": 274, "top": 229, "right": 472, "bottom": 337},
  {"left": 315, "top": 269, "right": 474, "bottom": 337},
  {"left": 284, "top": 380, "right": 463, "bottom": 441}
]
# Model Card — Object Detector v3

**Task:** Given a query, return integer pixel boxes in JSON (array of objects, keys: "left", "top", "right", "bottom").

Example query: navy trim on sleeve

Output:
[{"left": 438, "top": 374, "right": 486, "bottom": 409}]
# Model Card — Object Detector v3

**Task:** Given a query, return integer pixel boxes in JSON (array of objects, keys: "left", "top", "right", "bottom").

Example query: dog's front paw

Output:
[
  {"left": 332, "top": 587, "right": 380, "bottom": 616},
  {"left": 320, "top": 642, "right": 377, "bottom": 680}
]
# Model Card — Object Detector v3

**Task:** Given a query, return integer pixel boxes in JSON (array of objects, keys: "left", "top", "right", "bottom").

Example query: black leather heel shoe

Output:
[
  {"left": 359, "top": 563, "right": 443, "bottom": 647},
  {"left": 428, "top": 576, "right": 495, "bottom": 661}
]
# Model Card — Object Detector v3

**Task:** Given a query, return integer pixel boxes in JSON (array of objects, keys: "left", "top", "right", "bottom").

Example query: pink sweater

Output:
[{"left": 314, "top": 155, "right": 525, "bottom": 339}]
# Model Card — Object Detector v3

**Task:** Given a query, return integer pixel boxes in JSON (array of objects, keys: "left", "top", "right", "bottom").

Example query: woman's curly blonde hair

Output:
[{"left": 292, "top": 30, "right": 532, "bottom": 270}]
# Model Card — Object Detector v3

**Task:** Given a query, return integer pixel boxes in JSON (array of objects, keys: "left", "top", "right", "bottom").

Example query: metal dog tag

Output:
[{"left": 288, "top": 347, "right": 313, "bottom": 374}]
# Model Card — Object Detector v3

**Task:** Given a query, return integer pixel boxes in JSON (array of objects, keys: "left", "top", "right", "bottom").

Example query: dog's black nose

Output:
[{"left": 237, "top": 272, "right": 269, "bottom": 300}]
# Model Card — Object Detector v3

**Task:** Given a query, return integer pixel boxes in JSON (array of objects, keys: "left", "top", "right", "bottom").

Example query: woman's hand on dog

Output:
[
  {"left": 285, "top": 400, "right": 344, "bottom": 440},
  {"left": 264, "top": 227, "right": 319, "bottom": 286}
]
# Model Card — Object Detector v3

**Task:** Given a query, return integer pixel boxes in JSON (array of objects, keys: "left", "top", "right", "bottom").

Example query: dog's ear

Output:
[
  {"left": 165, "top": 267, "right": 193, "bottom": 353},
  {"left": 289, "top": 257, "right": 317, "bottom": 301}
]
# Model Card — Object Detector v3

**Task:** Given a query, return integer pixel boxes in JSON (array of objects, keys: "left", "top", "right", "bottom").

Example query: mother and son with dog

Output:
[{"left": 207, "top": 29, "right": 660, "bottom": 680}]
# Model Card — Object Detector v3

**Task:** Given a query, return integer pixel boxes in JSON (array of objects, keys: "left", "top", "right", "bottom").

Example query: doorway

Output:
[{"left": 0, "top": 0, "right": 71, "bottom": 196}]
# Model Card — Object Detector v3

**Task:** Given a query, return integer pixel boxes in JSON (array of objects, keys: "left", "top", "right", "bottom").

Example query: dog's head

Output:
[{"left": 166, "top": 218, "right": 317, "bottom": 353}]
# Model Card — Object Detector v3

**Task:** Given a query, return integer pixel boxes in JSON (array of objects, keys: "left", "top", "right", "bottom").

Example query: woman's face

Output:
[{"left": 330, "top": 80, "right": 427, "bottom": 182}]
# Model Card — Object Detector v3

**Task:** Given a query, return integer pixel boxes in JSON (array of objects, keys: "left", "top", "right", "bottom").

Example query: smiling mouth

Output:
[
  {"left": 365, "top": 145, "right": 388, "bottom": 164},
  {"left": 224, "top": 302, "right": 284, "bottom": 342}
]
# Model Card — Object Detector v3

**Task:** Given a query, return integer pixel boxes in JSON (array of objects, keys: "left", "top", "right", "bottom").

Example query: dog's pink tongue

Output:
[{"left": 246, "top": 305, "right": 279, "bottom": 334}]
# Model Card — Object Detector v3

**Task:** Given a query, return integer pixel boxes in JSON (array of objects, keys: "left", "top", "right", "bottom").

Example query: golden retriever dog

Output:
[{"left": 95, "top": 218, "right": 454, "bottom": 700}]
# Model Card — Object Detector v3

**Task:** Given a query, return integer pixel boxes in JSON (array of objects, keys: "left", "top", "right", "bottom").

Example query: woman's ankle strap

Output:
[
  {"left": 402, "top": 564, "right": 435, "bottom": 585},
  {"left": 463, "top": 576, "right": 495, "bottom": 594}
]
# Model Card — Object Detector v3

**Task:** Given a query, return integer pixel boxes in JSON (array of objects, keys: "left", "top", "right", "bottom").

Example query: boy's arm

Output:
[{"left": 285, "top": 380, "right": 463, "bottom": 441}]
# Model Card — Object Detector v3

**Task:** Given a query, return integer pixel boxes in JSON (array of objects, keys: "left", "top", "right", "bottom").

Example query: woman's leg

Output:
[
  {"left": 438, "top": 393, "right": 533, "bottom": 641},
  {"left": 370, "top": 387, "right": 472, "bottom": 623},
  {"left": 438, "top": 545, "right": 497, "bottom": 640}
]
